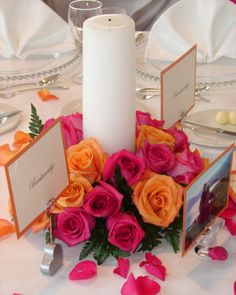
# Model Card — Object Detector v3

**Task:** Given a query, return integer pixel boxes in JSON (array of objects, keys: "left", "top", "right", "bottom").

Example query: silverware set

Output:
[
  {"left": 0, "top": 73, "right": 69, "bottom": 98},
  {"left": 136, "top": 86, "right": 211, "bottom": 102}
]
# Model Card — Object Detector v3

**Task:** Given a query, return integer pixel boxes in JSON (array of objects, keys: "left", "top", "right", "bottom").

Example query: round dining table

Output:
[{"left": 0, "top": 45, "right": 236, "bottom": 295}]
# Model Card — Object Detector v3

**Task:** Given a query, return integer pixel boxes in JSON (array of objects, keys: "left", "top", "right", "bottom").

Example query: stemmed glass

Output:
[{"left": 68, "top": 0, "right": 103, "bottom": 83}]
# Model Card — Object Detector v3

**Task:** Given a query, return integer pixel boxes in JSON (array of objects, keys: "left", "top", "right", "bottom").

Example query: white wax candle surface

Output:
[
  {"left": 83, "top": 14, "right": 136, "bottom": 154},
  {"left": 229, "top": 111, "right": 236, "bottom": 125}
]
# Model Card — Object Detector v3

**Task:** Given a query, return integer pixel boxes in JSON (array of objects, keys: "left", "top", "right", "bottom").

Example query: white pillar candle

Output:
[{"left": 82, "top": 14, "right": 136, "bottom": 154}]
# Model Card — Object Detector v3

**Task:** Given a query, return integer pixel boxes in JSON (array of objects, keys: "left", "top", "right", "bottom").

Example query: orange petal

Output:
[
  {"left": 37, "top": 88, "right": 58, "bottom": 101},
  {"left": 0, "top": 144, "right": 18, "bottom": 166},
  {"left": 13, "top": 130, "right": 32, "bottom": 148},
  {"left": 0, "top": 218, "right": 15, "bottom": 238}
]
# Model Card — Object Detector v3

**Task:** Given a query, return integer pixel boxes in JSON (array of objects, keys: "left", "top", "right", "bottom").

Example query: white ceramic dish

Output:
[
  {"left": 0, "top": 103, "right": 22, "bottom": 134},
  {"left": 183, "top": 109, "right": 236, "bottom": 147},
  {"left": 136, "top": 34, "right": 236, "bottom": 88},
  {"left": 0, "top": 49, "right": 81, "bottom": 85}
]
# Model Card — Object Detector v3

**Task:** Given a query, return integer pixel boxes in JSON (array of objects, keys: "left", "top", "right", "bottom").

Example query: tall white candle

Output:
[{"left": 82, "top": 14, "right": 136, "bottom": 154}]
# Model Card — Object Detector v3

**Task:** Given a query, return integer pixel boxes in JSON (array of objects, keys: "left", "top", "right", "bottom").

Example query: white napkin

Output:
[
  {"left": 0, "top": 0, "right": 75, "bottom": 60},
  {"left": 145, "top": 0, "right": 236, "bottom": 63}
]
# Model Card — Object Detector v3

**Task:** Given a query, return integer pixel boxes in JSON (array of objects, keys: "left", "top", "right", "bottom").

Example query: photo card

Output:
[
  {"left": 182, "top": 144, "right": 234, "bottom": 255},
  {"left": 5, "top": 120, "right": 69, "bottom": 238}
]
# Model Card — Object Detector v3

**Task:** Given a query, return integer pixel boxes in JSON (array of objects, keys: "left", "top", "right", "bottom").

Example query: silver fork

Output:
[
  {"left": 136, "top": 86, "right": 210, "bottom": 102},
  {"left": 0, "top": 85, "right": 69, "bottom": 99}
]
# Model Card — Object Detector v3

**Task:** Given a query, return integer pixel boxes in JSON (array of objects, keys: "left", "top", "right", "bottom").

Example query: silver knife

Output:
[
  {"left": 0, "top": 110, "right": 22, "bottom": 120},
  {"left": 181, "top": 119, "right": 236, "bottom": 137}
]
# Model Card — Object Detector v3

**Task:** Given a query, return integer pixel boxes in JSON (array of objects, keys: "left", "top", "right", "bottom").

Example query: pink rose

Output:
[
  {"left": 137, "top": 141, "right": 175, "bottom": 174},
  {"left": 165, "top": 127, "right": 189, "bottom": 152},
  {"left": 103, "top": 149, "right": 145, "bottom": 185},
  {"left": 83, "top": 181, "right": 123, "bottom": 218},
  {"left": 107, "top": 212, "right": 145, "bottom": 252},
  {"left": 167, "top": 147, "right": 204, "bottom": 184},
  {"left": 44, "top": 113, "right": 83, "bottom": 149},
  {"left": 53, "top": 207, "right": 95, "bottom": 246},
  {"left": 136, "top": 111, "right": 164, "bottom": 129}
]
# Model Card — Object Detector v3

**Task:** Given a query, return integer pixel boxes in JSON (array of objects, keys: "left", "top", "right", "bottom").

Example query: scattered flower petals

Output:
[
  {"left": 136, "top": 276, "right": 161, "bottom": 295},
  {"left": 145, "top": 264, "right": 166, "bottom": 281},
  {"left": 139, "top": 252, "right": 162, "bottom": 267},
  {"left": 69, "top": 260, "right": 97, "bottom": 280},
  {"left": 113, "top": 257, "right": 130, "bottom": 279},
  {"left": 37, "top": 88, "right": 58, "bottom": 101},
  {"left": 208, "top": 246, "right": 228, "bottom": 261},
  {"left": 0, "top": 219, "right": 15, "bottom": 238},
  {"left": 121, "top": 273, "right": 160, "bottom": 295}
]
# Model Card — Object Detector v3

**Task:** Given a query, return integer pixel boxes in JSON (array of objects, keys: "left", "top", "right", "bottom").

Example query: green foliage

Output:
[
  {"left": 79, "top": 219, "right": 129, "bottom": 265},
  {"left": 28, "top": 104, "right": 44, "bottom": 138},
  {"left": 161, "top": 209, "right": 183, "bottom": 253}
]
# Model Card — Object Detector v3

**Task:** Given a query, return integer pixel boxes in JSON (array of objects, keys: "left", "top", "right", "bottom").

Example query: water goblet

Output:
[{"left": 68, "top": 0, "right": 103, "bottom": 83}]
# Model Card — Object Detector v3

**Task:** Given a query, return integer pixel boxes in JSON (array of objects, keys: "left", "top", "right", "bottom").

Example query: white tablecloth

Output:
[{"left": 0, "top": 54, "right": 236, "bottom": 295}]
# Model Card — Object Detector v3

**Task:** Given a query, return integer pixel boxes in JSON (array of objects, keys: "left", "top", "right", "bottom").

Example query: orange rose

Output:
[
  {"left": 67, "top": 138, "right": 105, "bottom": 184},
  {"left": 136, "top": 125, "right": 175, "bottom": 150},
  {"left": 132, "top": 171, "right": 183, "bottom": 227},
  {"left": 53, "top": 174, "right": 93, "bottom": 213}
]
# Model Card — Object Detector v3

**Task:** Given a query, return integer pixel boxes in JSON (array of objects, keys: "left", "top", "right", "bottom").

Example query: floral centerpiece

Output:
[{"left": 0, "top": 105, "right": 206, "bottom": 265}]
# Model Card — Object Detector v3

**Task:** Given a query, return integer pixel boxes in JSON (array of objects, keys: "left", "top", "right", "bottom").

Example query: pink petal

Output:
[
  {"left": 234, "top": 281, "right": 236, "bottom": 295},
  {"left": 224, "top": 218, "right": 236, "bottom": 235},
  {"left": 136, "top": 276, "right": 161, "bottom": 295},
  {"left": 121, "top": 274, "right": 161, "bottom": 295},
  {"left": 145, "top": 264, "right": 166, "bottom": 281},
  {"left": 113, "top": 257, "right": 130, "bottom": 279},
  {"left": 139, "top": 252, "right": 162, "bottom": 267},
  {"left": 69, "top": 260, "right": 97, "bottom": 280},
  {"left": 121, "top": 273, "right": 140, "bottom": 295},
  {"left": 208, "top": 246, "right": 228, "bottom": 261}
]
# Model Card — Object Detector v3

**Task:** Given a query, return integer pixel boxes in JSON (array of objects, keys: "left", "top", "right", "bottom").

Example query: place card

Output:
[
  {"left": 160, "top": 45, "right": 196, "bottom": 128},
  {"left": 5, "top": 120, "right": 69, "bottom": 238},
  {"left": 182, "top": 144, "right": 234, "bottom": 255}
]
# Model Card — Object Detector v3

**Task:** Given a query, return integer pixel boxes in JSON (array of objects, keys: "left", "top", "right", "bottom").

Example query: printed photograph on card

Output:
[{"left": 182, "top": 145, "right": 234, "bottom": 255}]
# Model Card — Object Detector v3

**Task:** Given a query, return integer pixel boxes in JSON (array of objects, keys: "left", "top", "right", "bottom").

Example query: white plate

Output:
[
  {"left": 0, "top": 49, "right": 81, "bottom": 85},
  {"left": 60, "top": 98, "right": 152, "bottom": 116},
  {"left": 136, "top": 33, "right": 236, "bottom": 88},
  {"left": 0, "top": 103, "right": 22, "bottom": 134},
  {"left": 183, "top": 109, "right": 236, "bottom": 148}
]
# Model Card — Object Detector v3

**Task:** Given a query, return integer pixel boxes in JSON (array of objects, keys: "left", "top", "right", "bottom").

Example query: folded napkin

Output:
[
  {"left": 145, "top": 0, "right": 236, "bottom": 63},
  {"left": 0, "top": 0, "right": 75, "bottom": 60}
]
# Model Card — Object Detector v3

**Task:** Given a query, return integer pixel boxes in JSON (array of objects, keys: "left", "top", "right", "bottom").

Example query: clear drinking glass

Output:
[
  {"left": 68, "top": 0, "right": 103, "bottom": 50},
  {"left": 68, "top": 0, "right": 103, "bottom": 84}
]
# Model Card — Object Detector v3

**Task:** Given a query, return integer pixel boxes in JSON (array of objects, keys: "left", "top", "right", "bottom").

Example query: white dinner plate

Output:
[
  {"left": 60, "top": 98, "right": 153, "bottom": 116},
  {"left": 0, "top": 49, "right": 81, "bottom": 85},
  {"left": 183, "top": 109, "right": 236, "bottom": 148},
  {"left": 136, "top": 33, "right": 236, "bottom": 88},
  {"left": 0, "top": 103, "right": 22, "bottom": 134}
]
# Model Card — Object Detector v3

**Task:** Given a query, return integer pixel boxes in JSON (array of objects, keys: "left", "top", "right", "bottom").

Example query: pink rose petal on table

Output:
[
  {"left": 234, "top": 281, "right": 236, "bottom": 295},
  {"left": 208, "top": 246, "right": 228, "bottom": 261},
  {"left": 139, "top": 252, "right": 162, "bottom": 267},
  {"left": 113, "top": 257, "right": 130, "bottom": 279},
  {"left": 145, "top": 264, "right": 166, "bottom": 281},
  {"left": 121, "top": 273, "right": 139, "bottom": 294},
  {"left": 69, "top": 260, "right": 97, "bottom": 280},
  {"left": 121, "top": 273, "right": 160, "bottom": 295},
  {"left": 136, "top": 276, "right": 161, "bottom": 295}
]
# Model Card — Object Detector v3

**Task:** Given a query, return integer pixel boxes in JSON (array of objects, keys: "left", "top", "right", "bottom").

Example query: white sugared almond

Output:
[
  {"left": 215, "top": 111, "right": 229, "bottom": 125},
  {"left": 229, "top": 111, "right": 236, "bottom": 125}
]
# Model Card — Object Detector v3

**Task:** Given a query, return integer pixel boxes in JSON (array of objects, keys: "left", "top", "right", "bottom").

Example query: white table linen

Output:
[
  {"left": 0, "top": 0, "right": 75, "bottom": 59},
  {"left": 145, "top": 0, "right": 236, "bottom": 63},
  {"left": 0, "top": 61, "right": 235, "bottom": 294}
]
